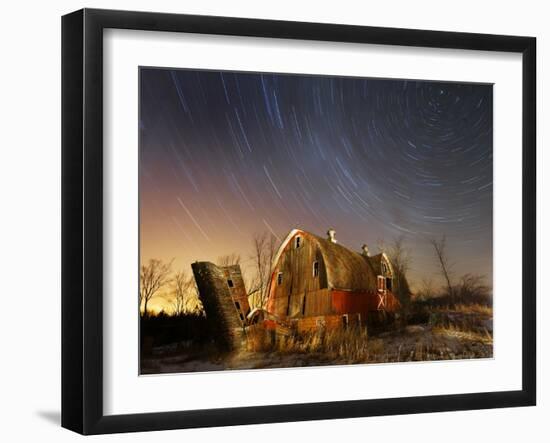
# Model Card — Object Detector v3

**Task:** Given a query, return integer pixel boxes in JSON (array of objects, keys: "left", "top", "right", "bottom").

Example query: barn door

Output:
[{"left": 377, "top": 275, "right": 386, "bottom": 310}]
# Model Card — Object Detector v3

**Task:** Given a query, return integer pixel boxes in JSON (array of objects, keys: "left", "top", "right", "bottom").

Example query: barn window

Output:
[
  {"left": 386, "top": 277, "right": 393, "bottom": 291},
  {"left": 312, "top": 261, "right": 319, "bottom": 277},
  {"left": 295, "top": 235, "right": 302, "bottom": 249},
  {"left": 227, "top": 279, "right": 234, "bottom": 288},
  {"left": 277, "top": 272, "right": 283, "bottom": 285}
]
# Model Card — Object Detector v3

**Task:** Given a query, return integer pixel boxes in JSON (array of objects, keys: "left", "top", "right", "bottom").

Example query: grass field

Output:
[{"left": 140, "top": 300, "right": 493, "bottom": 374}]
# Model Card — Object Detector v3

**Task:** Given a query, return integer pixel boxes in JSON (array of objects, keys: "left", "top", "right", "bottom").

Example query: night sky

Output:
[{"left": 140, "top": 68, "right": 493, "bottom": 312}]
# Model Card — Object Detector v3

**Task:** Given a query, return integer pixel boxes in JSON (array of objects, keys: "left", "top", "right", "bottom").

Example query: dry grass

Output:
[
  {"left": 246, "top": 326, "right": 371, "bottom": 363},
  {"left": 245, "top": 301, "right": 493, "bottom": 367},
  {"left": 276, "top": 327, "right": 370, "bottom": 362},
  {"left": 143, "top": 301, "right": 494, "bottom": 372},
  {"left": 434, "top": 303, "right": 493, "bottom": 316},
  {"left": 244, "top": 321, "right": 493, "bottom": 367},
  {"left": 432, "top": 323, "right": 493, "bottom": 345}
]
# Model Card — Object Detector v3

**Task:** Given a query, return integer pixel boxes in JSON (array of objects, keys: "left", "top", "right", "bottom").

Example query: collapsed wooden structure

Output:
[{"left": 191, "top": 228, "right": 402, "bottom": 349}]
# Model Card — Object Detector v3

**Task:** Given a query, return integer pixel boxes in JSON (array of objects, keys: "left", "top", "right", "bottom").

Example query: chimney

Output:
[
  {"left": 361, "top": 244, "right": 370, "bottom": 256},
  {"left": 327, "top": 228, "right": 337, "bottom": 243}
]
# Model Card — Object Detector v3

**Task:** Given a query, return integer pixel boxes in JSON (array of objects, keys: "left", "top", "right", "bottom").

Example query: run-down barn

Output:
[
  {"left": 191, "top": 228, "right": 402, "bottom": 348},
  {"left": 266, "top": 228, "right": 401, "bottom": 332}
]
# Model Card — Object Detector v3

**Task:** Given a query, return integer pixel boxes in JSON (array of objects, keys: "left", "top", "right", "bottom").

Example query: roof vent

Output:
[
  {"left": 327, "top": 228, "right": 337, "bottom": 243},
  {"left": 361, "top": 244, "right": 370, "bottom": 256}
]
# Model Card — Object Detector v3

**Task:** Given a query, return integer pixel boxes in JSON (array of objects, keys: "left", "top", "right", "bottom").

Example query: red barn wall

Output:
[
  {"left": 331, "top": 289, "right": 401, "bottom": 315},
  {"left": 293, "top": 313, "right": 363, "bottom": 333}
]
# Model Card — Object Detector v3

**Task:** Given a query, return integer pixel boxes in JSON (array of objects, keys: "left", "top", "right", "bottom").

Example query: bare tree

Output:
[
  {"left": 456, "top": 273, "right": 491, "bottom": 304},
  {"left": 429, "top": 235, "right": 454, "bottom": 298},
  {"left": 376, "top": 238, "right": 386, "bottom": 254},
  {"left": 183, "top": 281, "right": 204, "bottom": 315},
  {"left": 140, "top": 258, "right": 173, "bottom": 317},
  {"left": 217, "top": 253, "right": 241, "bottom": 267},
  {"left": 170, "top": 270, "right": 195, "bottom": 316},
  {"left": 248, "top": 232, "right": 277, "bottom": 308},
  {"left": 416, "top": 277, "right": 436, "bottom": 301},
  {"left": 387, "top": 236, "right": 412, "bottom": 306}
]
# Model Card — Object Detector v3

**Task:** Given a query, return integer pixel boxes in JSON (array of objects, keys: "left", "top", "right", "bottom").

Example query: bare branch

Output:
[
  {"left": 170, "top": 270, "right": 188, "bottom": 315},
  {"left": 217, "top": 253, "right": 241, "bottom": 267},
  {"left": 139, "top": 258, "right": 173, "bottom": 317},
  {"left": 386, "top": 236, "right": 412, "bottom": 305},
  {"left": 416, "top": 277, "right": 436, "bottom": 301},
  {"left": 249, "top": 231, "right": 277, "bottom": 309},
  {"left": 428, "top": 235, "right": 454, "bottom": 298}
]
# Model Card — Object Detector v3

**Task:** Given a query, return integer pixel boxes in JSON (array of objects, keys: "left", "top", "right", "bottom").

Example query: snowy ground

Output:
[{"left": 140, "top": 310, "right": 493, "bottom": 375}]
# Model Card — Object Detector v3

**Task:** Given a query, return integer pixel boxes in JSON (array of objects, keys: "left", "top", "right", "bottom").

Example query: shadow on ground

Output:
[{"left": 36, "top": 410, "right": 60, "bottom": 426}]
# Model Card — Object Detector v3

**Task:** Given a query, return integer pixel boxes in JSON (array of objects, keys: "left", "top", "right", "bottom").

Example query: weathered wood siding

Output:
[
  {"left": 267, "top": 232, "right": 328, "bottom": 318},
  {"left": 220, "top": 265, "right": 250, "bottom": 322},
  {"left": 331, "top": 289, "right": 401, "bottom": 314},
  {"left": 265, "top": 229, "right": 402, "bottom": 331},
  {"left": 303, "top": 288, "right": 401, "bottom": 319},
  {"left": 191, "top": 261, "right": 248, "bottom": 349},
  {"left": 303, "top": 288, "right": 332, "bottom": 316},
  {"left": 293, "top": 315, "right": 342, "bottom": 333},
  {"left": 293, "top": 313, "right": 363, "bottom": 333}
]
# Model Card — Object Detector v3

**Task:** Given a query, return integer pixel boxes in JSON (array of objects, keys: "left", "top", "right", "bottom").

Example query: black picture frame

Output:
[{"left": 61, "top": 8, "right": 536, "bottom": 435}]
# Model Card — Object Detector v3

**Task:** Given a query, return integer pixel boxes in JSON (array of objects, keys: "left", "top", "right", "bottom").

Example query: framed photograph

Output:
[{"left": 61, "top": 8, "right": 536, "bottom": 434}]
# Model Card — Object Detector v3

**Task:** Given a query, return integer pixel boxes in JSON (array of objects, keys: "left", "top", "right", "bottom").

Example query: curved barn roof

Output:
[
  {"left": 366, "top": 252, "right": 393, "bottom": 276},
  {"left": 272, "top": 229, "right": 379, "bottom": 291}
]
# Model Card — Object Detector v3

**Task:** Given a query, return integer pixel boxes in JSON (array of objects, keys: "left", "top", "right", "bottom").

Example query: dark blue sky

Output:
[{"left": 140, "top": 68, "right": 492, "bottom": 303}]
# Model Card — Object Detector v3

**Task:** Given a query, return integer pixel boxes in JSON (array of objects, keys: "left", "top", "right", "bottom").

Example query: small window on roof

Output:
[
  {"left": 277, "top": 272, "right": 283, "bottom": 285},
  {"left": 313, "top": 261, "right": 319, "bottom": 277},
  {"left": 227, "top": 279, "right": 234, "bottom": 288},
  {"left": 295, "top": 236, "right": 302, "bottom": 249}
]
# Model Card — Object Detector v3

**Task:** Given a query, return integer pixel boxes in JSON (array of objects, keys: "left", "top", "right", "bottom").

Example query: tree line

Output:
[
  {"left": 139, "top": 231, "right": 277, "bottom": 318},
  {"left": 139, "top": 231, "right": 490, "bottom": 318}
]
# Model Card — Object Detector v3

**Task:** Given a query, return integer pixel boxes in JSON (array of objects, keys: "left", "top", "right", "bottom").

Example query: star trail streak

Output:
[{"left": 140, "top": 68, "right": 493, "bottom": 312}]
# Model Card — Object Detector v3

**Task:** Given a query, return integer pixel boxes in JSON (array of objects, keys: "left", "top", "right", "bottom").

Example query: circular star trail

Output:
[{"left": 139, "top": 68, "right": 492, "bottom": 308}]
